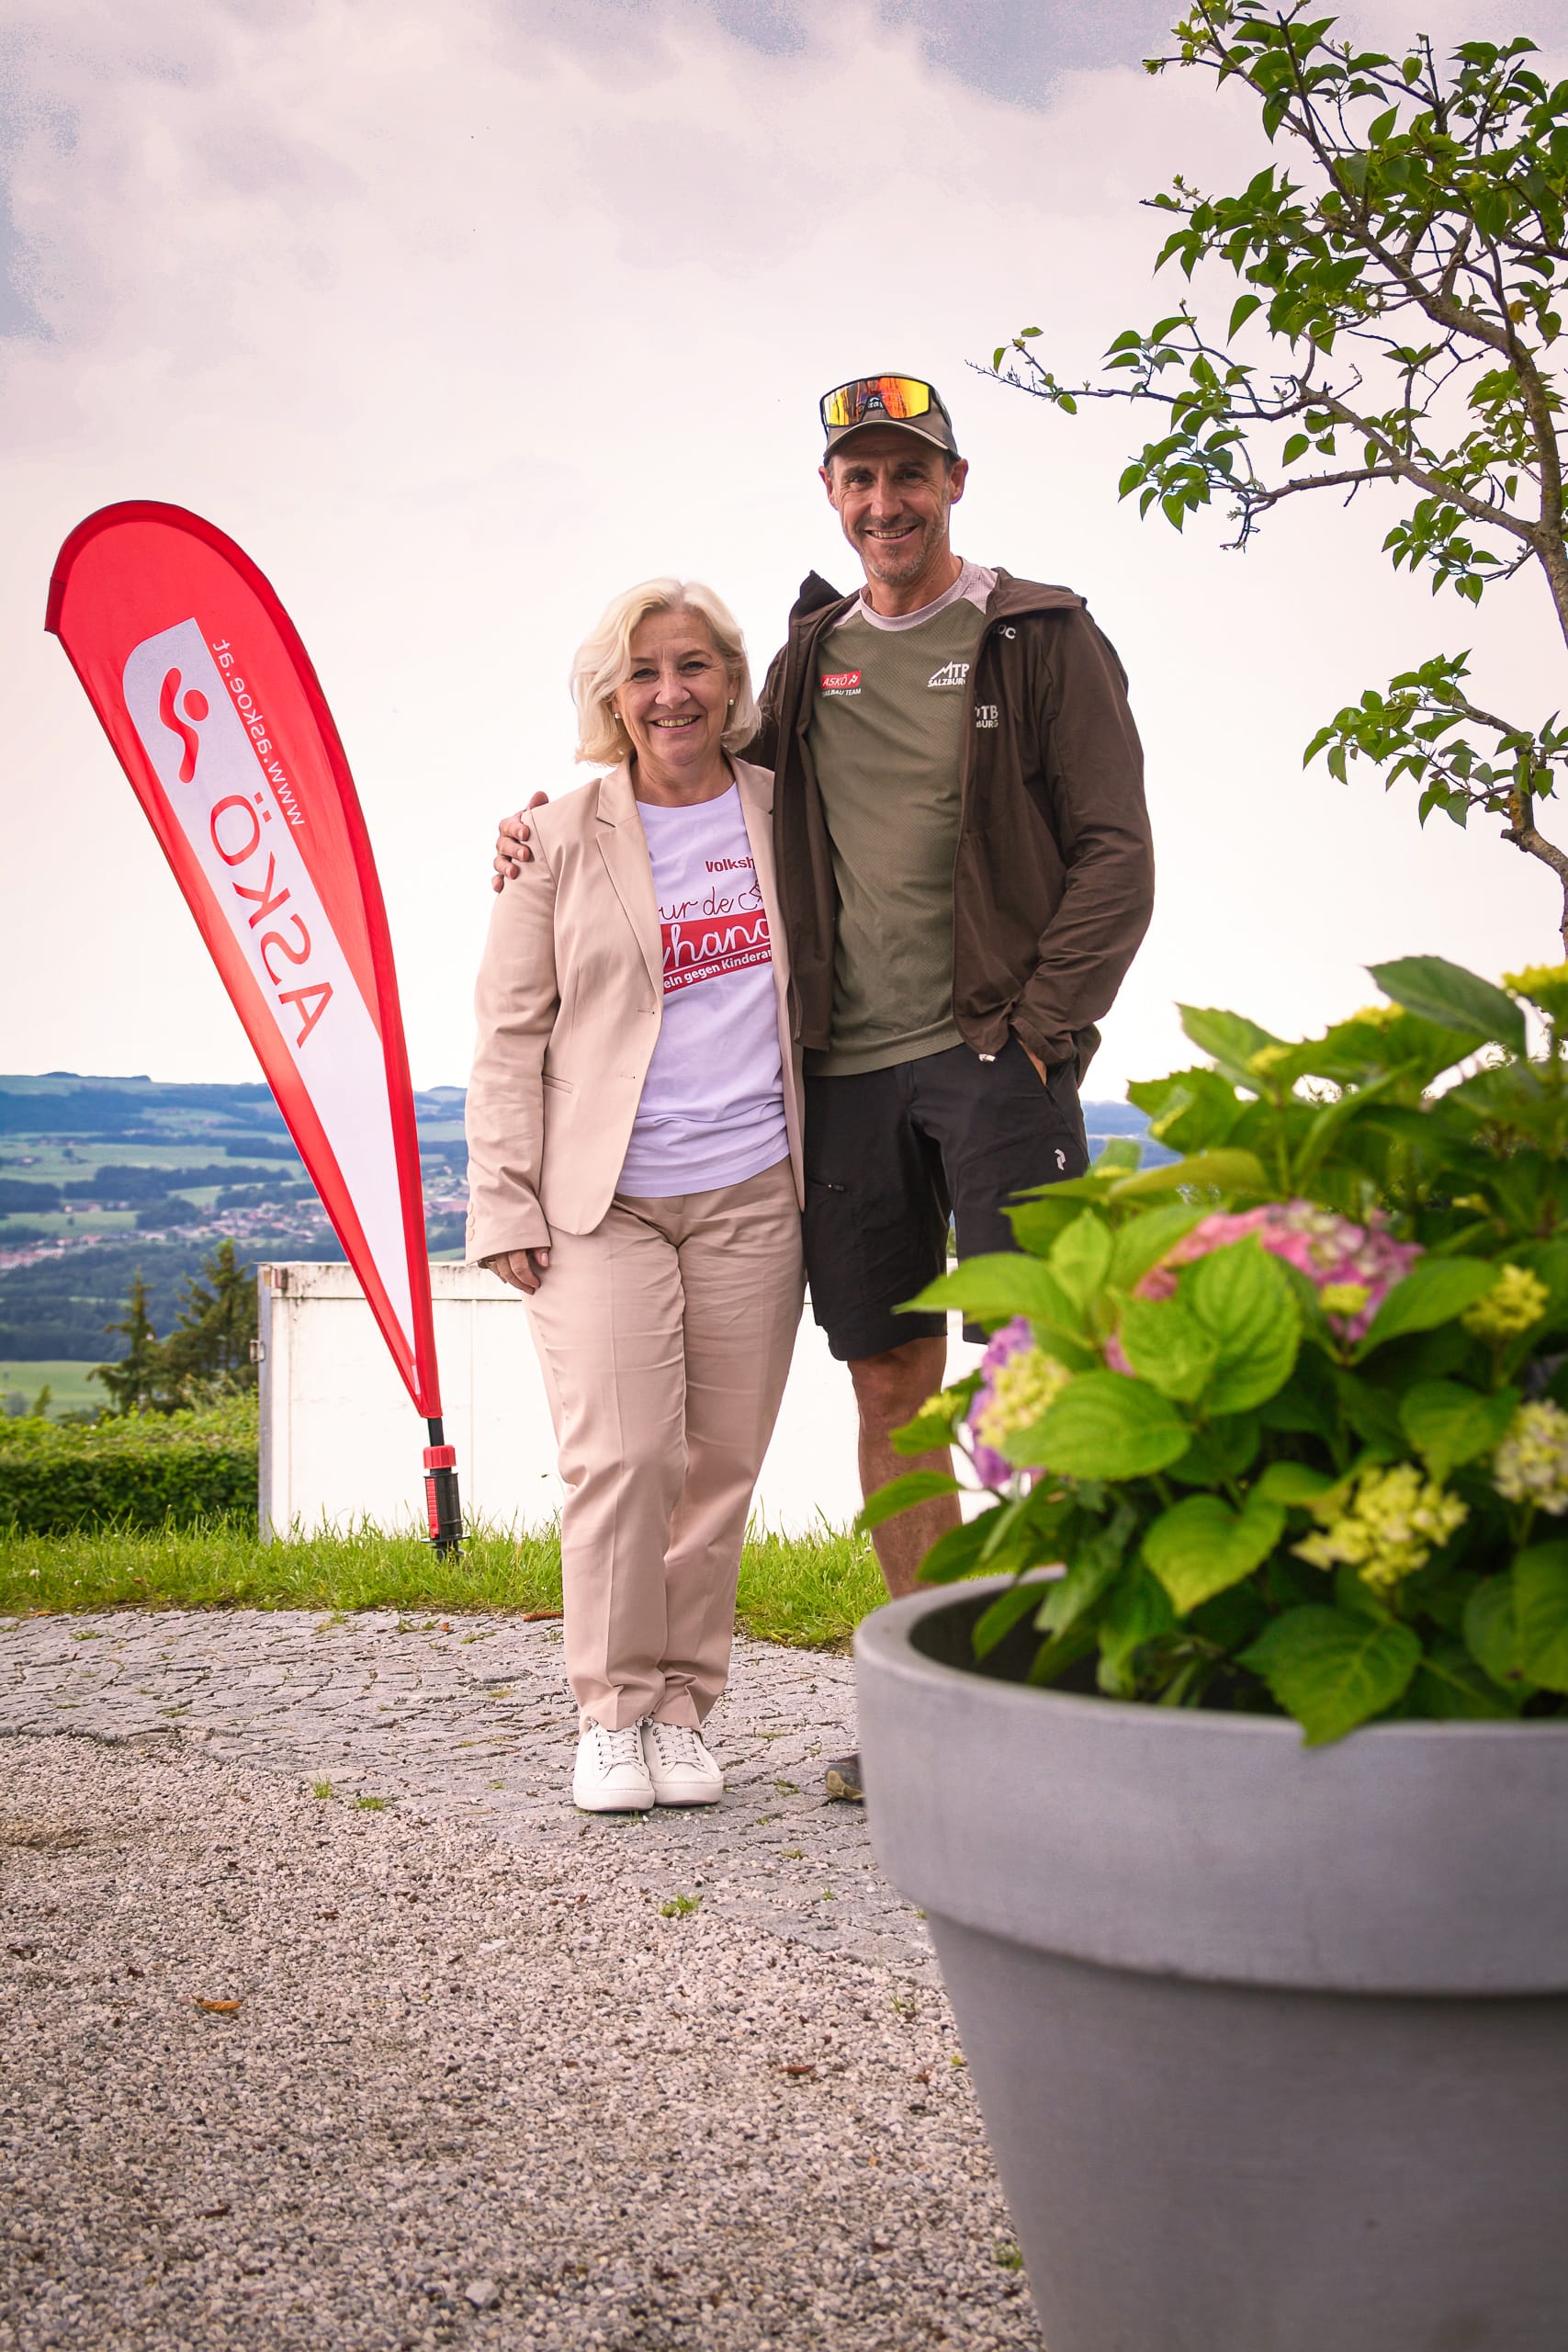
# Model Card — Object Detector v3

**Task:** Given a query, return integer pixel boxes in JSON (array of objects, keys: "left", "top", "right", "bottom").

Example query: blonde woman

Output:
[{"left": 467, "top": 582, "right": 804, "bottom": 1812}]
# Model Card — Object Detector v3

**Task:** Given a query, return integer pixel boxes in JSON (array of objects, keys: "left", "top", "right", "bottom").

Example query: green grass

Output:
[{"left": 0, "top": 1516, "right": 887, "bottom": 1652}]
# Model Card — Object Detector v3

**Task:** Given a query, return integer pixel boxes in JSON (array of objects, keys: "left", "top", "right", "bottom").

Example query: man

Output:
[{"left": 493, "top": 372, "right": 1155, "bottom": 1798}]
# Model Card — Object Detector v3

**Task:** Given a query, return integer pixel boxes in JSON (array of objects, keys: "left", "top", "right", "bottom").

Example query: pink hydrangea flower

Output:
[
  {"left": 966, "top": 1317, "right": 1035, "bottom": 1490},
  {"left": 1121, "top": 1199, "right": 1420, "bottom": 1351}
]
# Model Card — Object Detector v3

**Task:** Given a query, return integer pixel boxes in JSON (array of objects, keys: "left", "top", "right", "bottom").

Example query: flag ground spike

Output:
[{"left": 423, "top": 1418, "right": 464, "bottom": 1555}]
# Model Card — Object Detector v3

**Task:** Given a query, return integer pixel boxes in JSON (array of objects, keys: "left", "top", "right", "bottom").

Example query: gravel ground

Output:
[{"left": 0, "top": 1611, "right": 1041, "bottom": 2351}]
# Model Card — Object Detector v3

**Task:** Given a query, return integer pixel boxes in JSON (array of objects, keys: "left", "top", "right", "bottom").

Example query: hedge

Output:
[{"left": 0, "top": 1396, "right": 257, "bottom": 1534}]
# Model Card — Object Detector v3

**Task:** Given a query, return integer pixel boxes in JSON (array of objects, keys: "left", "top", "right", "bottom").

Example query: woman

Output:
[{"left": 466, "top": 581, "right": 804, "bottom": 1813}]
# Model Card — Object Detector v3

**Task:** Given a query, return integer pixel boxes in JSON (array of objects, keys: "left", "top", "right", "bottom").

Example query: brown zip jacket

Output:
[{"left": 750, "top": 567, "right": 1155, "bottom": 1081}]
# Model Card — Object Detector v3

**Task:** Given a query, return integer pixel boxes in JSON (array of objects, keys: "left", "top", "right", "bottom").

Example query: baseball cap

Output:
[{"left": 820, "top": 374, "right": 961, "bottom": 460}]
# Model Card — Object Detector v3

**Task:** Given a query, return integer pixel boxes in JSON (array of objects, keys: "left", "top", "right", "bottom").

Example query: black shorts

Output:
[{"left": 802, "top": 1039, "right": 1089, "bottom": 1362}]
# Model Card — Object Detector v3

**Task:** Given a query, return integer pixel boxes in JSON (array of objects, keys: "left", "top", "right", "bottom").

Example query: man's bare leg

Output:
[
  {"left": 849, "top": 1334, "right": 961, "bottom": 1600},
  {"left": 823, "top": 1335, "right": 960, "bottom": 1803}
]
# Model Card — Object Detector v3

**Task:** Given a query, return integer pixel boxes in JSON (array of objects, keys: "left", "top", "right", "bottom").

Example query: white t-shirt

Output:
[{"left": 616, "top": 784, "right": 790, "bottom": 1198}]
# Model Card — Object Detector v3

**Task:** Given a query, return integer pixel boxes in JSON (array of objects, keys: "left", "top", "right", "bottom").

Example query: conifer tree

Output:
[{"left": 93, "top": 1272, "right": 163, "bottom": 1416}]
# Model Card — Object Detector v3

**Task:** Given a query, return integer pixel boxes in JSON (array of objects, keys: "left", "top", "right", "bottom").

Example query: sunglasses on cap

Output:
[{"left": 819, "top": 375, "right": 953, "bottom": 433}]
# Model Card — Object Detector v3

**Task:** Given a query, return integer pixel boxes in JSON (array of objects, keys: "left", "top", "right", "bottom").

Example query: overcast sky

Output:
[{"left": 6, "top": 0, "right": 1568, "bottom": 1099}]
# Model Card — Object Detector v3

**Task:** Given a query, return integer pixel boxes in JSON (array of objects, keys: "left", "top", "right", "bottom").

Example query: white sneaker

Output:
[
  {"left": 572, "top": 1720, "right": 654, "bottom": 1812},
  {"left": 642, "top": 1719, "right": 724, "bottom": 1806}
]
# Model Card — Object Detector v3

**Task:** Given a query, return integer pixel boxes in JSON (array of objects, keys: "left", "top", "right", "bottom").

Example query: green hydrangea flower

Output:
[
  {"left": 1462, "top": 1263, "right": 1550, "bottom": 1342},
  {"left": 1493, "top": 1400, "right": 1568, "bottom": 1516},
  {"left": 970, "top": 1348, "right": 1073, "bottom": 1458},
  {"left": 1293, "top": 1463, "right": 1469, "bottom": 1593}
]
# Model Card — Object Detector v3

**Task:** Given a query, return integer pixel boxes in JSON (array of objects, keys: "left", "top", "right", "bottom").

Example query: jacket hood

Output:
[{"left": 786, "top": 565, "right": 1085, "bottom": 632}]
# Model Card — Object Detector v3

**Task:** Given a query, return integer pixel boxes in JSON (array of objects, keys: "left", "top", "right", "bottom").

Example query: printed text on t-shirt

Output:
[{"left": 659, "top": 861, "right": 771, "bottom": 996}]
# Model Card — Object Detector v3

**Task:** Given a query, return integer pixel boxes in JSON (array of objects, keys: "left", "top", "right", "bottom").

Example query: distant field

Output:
[
  {"left": 0, "top": 1210, "right": 137, "bottom": 1238},
  {"left": 2, "top": 1143, "right": 273, "bottom": 1183},
  {"left": 0, "top": 1360, "right": 105, "bottom": 1417}
]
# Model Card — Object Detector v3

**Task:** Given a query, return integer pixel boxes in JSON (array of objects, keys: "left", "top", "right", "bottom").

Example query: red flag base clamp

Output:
[{"left": 423, "top": 1419, "right": 464, "bottom": 1555}]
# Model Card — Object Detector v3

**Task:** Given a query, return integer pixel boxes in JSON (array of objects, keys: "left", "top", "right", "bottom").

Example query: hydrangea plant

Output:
[{"left": 865, "top": 955, "right": 1568, "bottom": 1743}]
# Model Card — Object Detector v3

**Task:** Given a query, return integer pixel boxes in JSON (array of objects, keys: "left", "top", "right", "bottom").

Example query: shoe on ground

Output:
[
  {"left": 825, "top": 1752, "right": 863, "bottom": 1803},
  {"left": 573, "top": 1719, "right": 654, "bottom": 1812},
  {"left": 642, "top": 1718, "right": 724, "bottom": 1806}
]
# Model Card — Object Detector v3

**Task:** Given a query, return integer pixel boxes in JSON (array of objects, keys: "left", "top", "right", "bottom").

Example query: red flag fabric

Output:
[{"left": 47, "top": 500, "right": 441, "bottom": 1418}]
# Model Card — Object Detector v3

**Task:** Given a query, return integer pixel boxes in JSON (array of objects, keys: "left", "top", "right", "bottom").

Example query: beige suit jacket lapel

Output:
[{"left": 593, "top": 763, "right": 661, "bottom": 1001}]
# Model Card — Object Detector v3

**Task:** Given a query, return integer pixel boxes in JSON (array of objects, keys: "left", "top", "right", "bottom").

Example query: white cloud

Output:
[{"left": 3, "top": 0, "right": 1566, "bottom": 1100}]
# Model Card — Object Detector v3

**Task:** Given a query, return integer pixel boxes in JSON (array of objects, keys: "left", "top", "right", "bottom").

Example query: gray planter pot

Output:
[{"left": 855, "top": 1577, "right": 1568, "bottom": 2352}]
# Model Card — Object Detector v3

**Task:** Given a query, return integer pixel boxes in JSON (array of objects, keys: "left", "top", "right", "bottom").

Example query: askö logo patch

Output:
[
  {"left": 927, "top": 661, "right": 969, "bottom": 690},
  {"left": 819, "top": 669, "right": 862, "bottom": 697}
]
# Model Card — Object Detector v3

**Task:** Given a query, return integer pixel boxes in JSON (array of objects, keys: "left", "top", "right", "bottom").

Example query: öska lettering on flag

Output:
[{"left": 46, "top": 501, "right": 446, "bottom": 1461}]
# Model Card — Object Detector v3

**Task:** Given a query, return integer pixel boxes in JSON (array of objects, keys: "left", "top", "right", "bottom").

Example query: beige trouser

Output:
[{"left": 524, "top": 1158, "right": 804, "bottom": 1731}]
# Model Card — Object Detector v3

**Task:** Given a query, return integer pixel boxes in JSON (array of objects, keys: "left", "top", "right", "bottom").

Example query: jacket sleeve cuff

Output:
[
  {"left": 1009, "top": 1012, "right": 1073, "bottom": 1071},
  {"left": 467, "top": 1206, "right": 552, "bottom": 1263}
]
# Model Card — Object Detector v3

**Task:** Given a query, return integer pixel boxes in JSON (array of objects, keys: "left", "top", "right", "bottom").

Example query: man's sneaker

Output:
[
  {"left": 642, "top": 1719, "right": 724, "bottom": 1806},
  {"left": 825, "top": 1752, "right": 863, "bottom": 1803},
  {"left": 573, "top": 1720, "right": 654, "bottom": 1812}
]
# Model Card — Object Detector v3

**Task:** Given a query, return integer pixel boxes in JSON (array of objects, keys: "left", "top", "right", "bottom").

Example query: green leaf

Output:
[
  {"left": 1024, "top": 1372, "right": 1190, "bottom": 1480},
  {"left": 902, "top": 1253, "right": 1081, "bottom": 1332},
  {"left": 1399, "top": 1380, "right": 1518, "bottom": 1481},
  {"left": 1228, "top": 292, "right": 1263, "bottom": 337},
  {"left": 1006, "top": 1193, "right": 1092, "bottom": 1258},
  {"left": 1333, "top": 1564, "right": 1389, "bottom": 1624},
  {"left": 1110, "top": 1148, "right": 1269, "bottom": 1201},
  {"left": 1463, "top": 1575, "right": 1527, "bottom": 1690},
  {"left": 1143, "top": 1492, "right": 1288, "bottom": 1612},
  {"left": 1368, "top": 956, "right": 1528, "bottom": 1054},
  {"left": 1090, "top": 1136, "right": 1143, "bottom": 1175},
  {"left": 1037, "top": 1542, "right": 1126, "bottom": 1636},
  {"left": 1254, "top": 1461, "right": 1337, "bottom": 1504},
  {"left": 1047, "top": 1210, "right": 1112, "bottom": 1311},
  {"left": 1128, "top": 1066, "right": 1244, "bottom": 1153},
  {"left": 972, "top": 1579, "right": 1050, "bottom": 1659},
  {"left": 1410, "top": 1642, "right": 1520, "bottom": 1721},
  {"left": 1168, "top": 1412, "right": 1261, "bottom": 1486},
  {"left": 1281, "top": 430, "right": 1311, "bottom": 463},
  {"left": 1241, "top": 1606, "right": 1422, "bottom": 1744},
  {"left": 1178, "top": 1003, "right": 1284, "bottom": 1080},
  {"left": 1188, "top": 1238, "right": 1302, "bottom": 1413},
  {"left": 1097, "top": 1563, "right": 1177, "bottom": 1692},
  {"left": 1513, "top": 1542, "right": 1568, "bottom": 1693},
  {"left": 857, "top": 1468, "right": 962, "bottom": 1532},
  {"left": 1117, "top": 1295, "right": 1218, "bottom": 1403},
  {"left": 1335, "top": 1368, "right": 1405, "bottom": 1450},
  {"left": 1355, "top": 1258, "right": 1499, "bottom": 1357},
  {"left": 1108, "top": 1204, "right": 1206, "bottom": 1293},
  {"left": 916, "top": 1513, "right": 994, "bottom": 1586}
]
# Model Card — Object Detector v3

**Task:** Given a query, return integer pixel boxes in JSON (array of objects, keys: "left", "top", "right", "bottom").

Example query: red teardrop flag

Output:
[{"left": 47, "top": 500, "right": 444, "bottom": 1440}]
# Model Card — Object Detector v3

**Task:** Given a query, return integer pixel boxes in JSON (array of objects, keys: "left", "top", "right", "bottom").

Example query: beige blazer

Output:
[{"left": 466, "top": 758, "right": 804, "bottom": 1261}]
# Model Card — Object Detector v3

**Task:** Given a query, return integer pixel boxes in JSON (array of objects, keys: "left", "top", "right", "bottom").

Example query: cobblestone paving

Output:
[
  {"left": 0, "top": 1610, "right": 930, "bottom": 1973},
  {"left": 0, "top": 1611, "right": 1041, "bottom": 2351}
]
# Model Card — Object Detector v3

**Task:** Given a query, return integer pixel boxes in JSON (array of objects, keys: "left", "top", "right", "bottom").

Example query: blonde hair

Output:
[{"left": 570, "top": 577, "right": 761, "bottom": 766}]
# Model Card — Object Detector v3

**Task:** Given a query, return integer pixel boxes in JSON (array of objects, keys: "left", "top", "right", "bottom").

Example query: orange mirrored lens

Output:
[{"left": 821, "top": 376, "right": 934, "bottom": 428}]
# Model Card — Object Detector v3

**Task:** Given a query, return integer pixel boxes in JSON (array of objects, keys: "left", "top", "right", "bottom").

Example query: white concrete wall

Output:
[{"left": 256, "top": 1261, "right": 985, "bottom": 1539}]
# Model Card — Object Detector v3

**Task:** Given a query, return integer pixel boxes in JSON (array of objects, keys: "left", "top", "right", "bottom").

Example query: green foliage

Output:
[
  {"left": 989, "top": 3, "right": 1568, "bottom": 943},
  {"left": 870, "top": 953, "right": 1568, "bottom": 1742},
  {"left": 91, "top": 1242, "right": 258, "bottom": 1416},
  {"left": 93, "top": 1272, "right": 163, "bottom": 1416},
  {"left": 0, "top": 1396, "right": 258, "bottom": 1533}
]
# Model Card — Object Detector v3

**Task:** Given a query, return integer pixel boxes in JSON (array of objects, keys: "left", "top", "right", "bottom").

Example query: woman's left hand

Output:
[{"left": 486, "top": 1247, "right": 551, "bottom": 1294}]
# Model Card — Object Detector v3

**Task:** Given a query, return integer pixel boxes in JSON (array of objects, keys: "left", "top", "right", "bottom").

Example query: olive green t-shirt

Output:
[{"left": 805, "top": 562, "right": 995, "bottom": 1076}]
